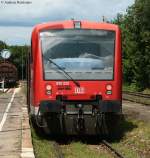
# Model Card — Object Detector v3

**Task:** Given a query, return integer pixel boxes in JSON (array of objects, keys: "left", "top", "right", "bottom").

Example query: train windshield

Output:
[{"left": 40, "top": 29, "right": 115, "bottom": 80}]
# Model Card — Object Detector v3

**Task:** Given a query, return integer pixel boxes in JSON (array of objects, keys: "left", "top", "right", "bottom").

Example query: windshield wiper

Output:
[{"left": 44, "top": 56, "right": 80, "bottom": 87}]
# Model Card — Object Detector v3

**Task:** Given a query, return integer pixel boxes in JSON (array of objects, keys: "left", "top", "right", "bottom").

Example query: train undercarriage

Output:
[{"left": 33, "top": 98, "right": 121, "bottom": 136}]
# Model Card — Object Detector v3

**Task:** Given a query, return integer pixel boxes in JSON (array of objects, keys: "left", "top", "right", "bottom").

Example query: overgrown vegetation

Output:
[
  {"left": 111, "top": 119, "right": 150, "bottom": 158},
  {"left": 123, "top": 84, "right": 150, "bottom": 95},
  {"left": 0, "top": 41, "right": 29, "bottom": 80},
  {"left": 113, "top": 0, "right": 150, "bottom": 90}
]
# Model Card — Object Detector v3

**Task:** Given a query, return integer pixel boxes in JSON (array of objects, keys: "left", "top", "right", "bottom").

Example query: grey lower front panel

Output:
[
  {"left": 98, "top": 100, "right": 122, "bottom": 113},
  {"left": 40, "top": 112, "right": 122, "bottom": 135},
  {"left": 39, "top": 100, "right": 122, "bottom": 113},
  {"left": 35, "top": 100, "right": 122, "bottom": 135}
]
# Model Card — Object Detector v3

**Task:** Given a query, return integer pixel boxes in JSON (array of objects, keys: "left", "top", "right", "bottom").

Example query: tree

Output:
[
  {"left": 0, "top": 41, "right": 29, "bottom": 80},
  {"left": 0, "top": 41, "right": 7, "bottom": 55},
  {"left": 113, "top": 0, "right": 150, "bottom": 90},
  {"left": 8, "top": 45, "right": 29, "bottom": 80}
]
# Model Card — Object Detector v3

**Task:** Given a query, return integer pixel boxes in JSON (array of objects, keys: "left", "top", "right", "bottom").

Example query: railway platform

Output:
[{"left": 0, "top": 88, "right": 35, "bottom": 158}]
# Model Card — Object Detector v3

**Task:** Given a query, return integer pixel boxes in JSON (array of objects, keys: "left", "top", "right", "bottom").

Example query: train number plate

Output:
[{"left": 74, "top": 87, "right": 85, "bottom": 94}]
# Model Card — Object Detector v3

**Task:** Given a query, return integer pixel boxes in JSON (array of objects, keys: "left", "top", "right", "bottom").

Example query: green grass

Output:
[
  {"left": 123, "top": 84, "right": 139, "bottom": 92},
  {"left": 123, "top": 84, "right": 150, "bottom": 94},
  {"left": 31, "top": 126, "right": 112, "bottom": 158},
  {"left": 31, "top": 119, "right": 150, "bottom": 158},
  {"left": 62, "top": 142, "right": 112, "bottom": 158},
  {"left": 111, "top": 119, "right": 150, "bottom": 158},
  {"left": 143, "top": 88, "right": 150, "bottom": 95},
  {"left": 31, "top": 127, "right": 55, "bottom": 158}
]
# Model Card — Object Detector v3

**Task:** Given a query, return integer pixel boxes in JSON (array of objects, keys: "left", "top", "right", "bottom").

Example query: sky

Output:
[{"left": 0, "top": 0, "right": 135, "bottom": 45}]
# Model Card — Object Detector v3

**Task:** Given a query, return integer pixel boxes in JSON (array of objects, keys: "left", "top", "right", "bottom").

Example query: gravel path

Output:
[{"left": 123, "top": 100, "right": 150, "bottom": 122}]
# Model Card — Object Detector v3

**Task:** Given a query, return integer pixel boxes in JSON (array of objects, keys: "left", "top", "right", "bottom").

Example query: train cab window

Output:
[{"left": 40, "top": 29, "right": 115, "bottom": 80}]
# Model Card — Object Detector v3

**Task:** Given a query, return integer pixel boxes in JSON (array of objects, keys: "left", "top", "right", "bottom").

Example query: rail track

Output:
[
  {"left": 101, "top": 140, "right": 125, "bottom": 158},
  {"left": 123, "top": 91, "right": 150, "bottom": 99},
  {"left": 122, "top": 91, "right": 150, "bottom": 105},
  {"left": 51, "top": 139, "right": 124, "bottom": 158}
]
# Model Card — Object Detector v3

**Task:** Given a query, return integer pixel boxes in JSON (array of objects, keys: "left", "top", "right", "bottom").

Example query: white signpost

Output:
[
  {"left": 0, "top": 49, "right": 12, "bottom": 92},
  {"left": 1, "top": 49, "right": 11, "bottom": 59}
]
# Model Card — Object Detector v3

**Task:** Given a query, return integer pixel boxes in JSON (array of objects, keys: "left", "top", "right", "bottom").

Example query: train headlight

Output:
[
  {"left": 106, "top": 84, "right": 112, "bottom": 91},
  {"left": 106, "top": 84, "right": 112, "bottom": 95},
  {"left": 45, "top": 84, "right": 52, "bottom": 95},
  {"left": 46, "top": 85, "right": 52, "bottom": 90}
]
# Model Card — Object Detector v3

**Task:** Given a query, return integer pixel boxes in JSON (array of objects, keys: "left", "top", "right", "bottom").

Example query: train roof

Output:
[{"left": 32, "top": 20, "right": 120, "bottom": 35}]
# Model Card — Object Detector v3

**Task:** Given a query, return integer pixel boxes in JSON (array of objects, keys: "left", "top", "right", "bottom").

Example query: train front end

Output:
[{"left": 30, "top": 20, "right": 122, "bottom": 135}]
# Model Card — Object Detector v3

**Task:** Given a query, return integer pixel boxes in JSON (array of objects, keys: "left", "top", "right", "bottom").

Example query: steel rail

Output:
[
  {"left": 123, "top": 91, "right": 150, "bottom": 99},
  {"left": 102, "top": 140, "right": 125, "bottom": 158},
  {"left": 122, "top": 91, "right": 150, "bottom": 106}
]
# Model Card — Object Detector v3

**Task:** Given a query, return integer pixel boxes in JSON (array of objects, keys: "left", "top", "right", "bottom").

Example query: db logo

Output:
[{"left": 74, "top": 87, "right": 85, "bottom": 94}]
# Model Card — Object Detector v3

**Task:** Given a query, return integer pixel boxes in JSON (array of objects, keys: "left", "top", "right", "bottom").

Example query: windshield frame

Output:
[{"left": 40, "top": 29, "right": 116, "bottom": 81}]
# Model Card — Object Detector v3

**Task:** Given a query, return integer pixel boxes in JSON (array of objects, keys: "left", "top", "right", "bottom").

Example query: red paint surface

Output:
[{"left": 30, "top": 20, "right": 122, "bottom": 107}]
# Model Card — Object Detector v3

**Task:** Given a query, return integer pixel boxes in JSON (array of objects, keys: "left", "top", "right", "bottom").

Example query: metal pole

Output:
[
  {"left": 2, "top": 78, "right": 4, "bottom": 93},
  {"left": 3, "top": 46, "right": 6, "bottom": 92},
  {"left": 103, "top": 16, "right": 105, "bottom": 22},
  {"left": 22, "top": 47, "right": 24, "bottom": 81}
]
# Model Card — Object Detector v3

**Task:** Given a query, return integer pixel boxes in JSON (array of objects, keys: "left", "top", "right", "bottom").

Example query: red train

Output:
[{"left": 27, "top": 20, "right": 122, "bottom": 135}]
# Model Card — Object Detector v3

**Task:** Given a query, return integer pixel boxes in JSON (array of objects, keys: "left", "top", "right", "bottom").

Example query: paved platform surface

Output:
[{"left": 0, "top": 88, "right": 34, "bottom": 158}]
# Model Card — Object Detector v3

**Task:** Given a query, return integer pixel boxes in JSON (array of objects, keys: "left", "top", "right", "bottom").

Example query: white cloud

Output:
[
  {"left": 0, "top": 26, "right": 32, "bottom": 45},
  {"left": 0, "top": 0, "right": 135, "bottom": 25},
  {"left": 0, "top": 0, "right": 135, "bottom": 44}
]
